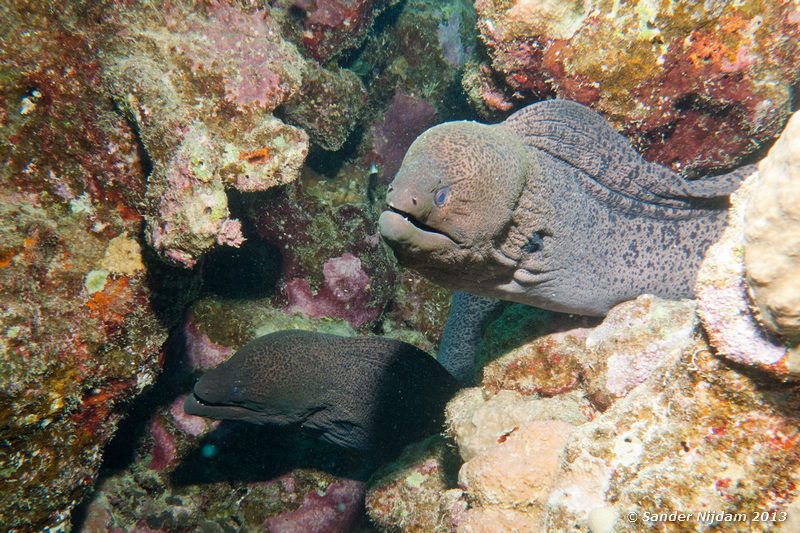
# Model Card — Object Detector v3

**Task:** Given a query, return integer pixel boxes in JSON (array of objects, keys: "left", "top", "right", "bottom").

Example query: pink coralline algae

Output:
[
  {"left": 183, "top": 314, "right": 233, "bottom": 371},
  {"left": 289, "top": 0, "right": 399, "bottom": 63},
  {"left": 249, "top": 181, "right": 396, "bottom": 330},
  {"left": 185, "top": 3, "right": 304, "bottom": 112},
  {"left": 169, "top": 395, "right": 218, "bottom": 437},
  {"left": 103, "top": 2, "right": 309, "bottom": 266},
  {"left": 468, "top": 0, "right": 800, "bottom": 174},
  {"left": 263, "top": 479, "right": 366, "bottom": 533},
  {"left": 148, "top": 417, "right": 178, "bottom": 472},
  {"left": 370, "top": 91, "right": 438, "bottom": 182},
  {"left": 286, "top": 253, "right": 380, "bottom": 328}
]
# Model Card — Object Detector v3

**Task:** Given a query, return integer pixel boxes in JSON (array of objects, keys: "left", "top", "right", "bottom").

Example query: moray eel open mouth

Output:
[
  {"left": 379, "top": 207, "right": 459, "bottom": 251},
  {"left": 184, "top": 390, "right": 258, "bottom": 421}
]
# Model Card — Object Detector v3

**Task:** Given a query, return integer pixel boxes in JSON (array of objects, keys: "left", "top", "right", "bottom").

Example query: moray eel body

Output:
[
  {"left": 437, "top": 292, "right": 506, "bottom": 383},
  {"left": 379, "top": 99, "right": 750, "bottom": 316},
  {"left": 184, "top": 330, "right": 459, "bottom": 453}
]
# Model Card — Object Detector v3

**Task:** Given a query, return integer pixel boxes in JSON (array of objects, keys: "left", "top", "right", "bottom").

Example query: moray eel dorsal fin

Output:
[
  {"left": 184, "top": 330, "right": 459, "bottom": 453},
  {"left": 504, "top": 99, "right": 747, "bottom": 211}
]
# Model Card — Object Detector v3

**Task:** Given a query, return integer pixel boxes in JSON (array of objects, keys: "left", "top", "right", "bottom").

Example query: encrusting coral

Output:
[
  {"left": 696, "top": 113, "right": 800, "bottom": 377},
  {"left": 103, "top": 1, "right": 378, "bottom": 267},
  {"left": 467, "top": 0, "right": 800, "bottom": 175},
  {"left": 367, "top": 295, "right": 800, "bottom": 531},
  {"left": 744, "top": 111, "right": 800, "bottom": 343}
]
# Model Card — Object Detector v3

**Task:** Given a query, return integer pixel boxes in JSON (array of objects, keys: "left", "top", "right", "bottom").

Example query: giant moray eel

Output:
[
  {"left": 378, "top": 99, "right": 752, "bottom": 381},
  {"left": 184, "top": 330, "right": 459, "bottom": 453}
]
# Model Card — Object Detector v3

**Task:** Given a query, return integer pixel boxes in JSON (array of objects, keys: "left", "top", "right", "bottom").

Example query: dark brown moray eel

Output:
[
  {"left": 184, "top": 330, "right": 459, "bottom": 453},
  {"left": 378, "top": 99, "right": 753, "bottom": 382}
]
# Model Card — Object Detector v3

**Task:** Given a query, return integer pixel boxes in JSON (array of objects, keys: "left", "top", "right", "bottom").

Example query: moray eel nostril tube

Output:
[
  {"left": 379, "top": 99, "right": 754, "bottom": 382},
  {"left": 184, "top": 330, "right": 459, "bottom": 453}
]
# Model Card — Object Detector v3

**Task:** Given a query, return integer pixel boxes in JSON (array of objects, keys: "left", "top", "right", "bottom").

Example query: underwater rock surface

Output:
[
  {"left": 468, "top": 0, "right": 800, "bottom": 174},
  {"left": 0, "top": 5, "right": 197, "bottom": 530},
  {"left": 102, "top": 2, "right": 326, "bottom": 267},
  {"left": 696, "top": 113, "right": 800, "bottom": 378},
  {"left": 744, "top": 111, "right": 800, "bottom": 342},
  {"left": 367, "top": 295, "right": 800, "bottom": 531}
]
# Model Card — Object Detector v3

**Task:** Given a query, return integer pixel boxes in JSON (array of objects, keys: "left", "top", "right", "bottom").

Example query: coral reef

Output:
[
  {"left": 264, "top": 478, "right": 366, "bottom": 533},
  {"left": 468, "top": 0, "right": 800, "bottom": 174},
  {"left": 367, "top": 296, "right": 800, "bottom": 531},
  {"left": 366, "top": 436, "right": 462, "bottom": 532},
  {"left": 744, "top": 111, "right": 800, "bottom": 342},
  {"left": 696, "top": 164, "right": 793, "bottom": 377},
  {"left": 354, "top": 0, "right": 478, "bottom": 115},
  {"left": 370, "top": 91, "right": 438, "bottom": 183},
  {"left": 74, "top": 294, "right": 441, "bottom": 531},
  {"left": 103, "top": 1, "right": 378, "bottom": 267},
  {"left": 285, "top": 252, "right": 381, "bottom": 328},
  {"left": 247, "top": 172, "right": 397, "bottom": 330},
  {"left": 0, "top": 4, "right": 195, "bottom": 530},
  {"left": 281, "top": 0, "right": 401, "bottom": 63},
  {"left": 281, "top": 62, "right": 368, "bottom": 151},
  {"left": 102, "top": 2, "right": 311, "bottom": 267},
  {"left": 3, "top": 0, "right": 463, "bottom": 527}
]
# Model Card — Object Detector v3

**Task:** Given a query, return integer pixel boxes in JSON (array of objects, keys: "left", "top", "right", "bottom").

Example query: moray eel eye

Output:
[{"left": 433, "top": 186, "right": 450, "bottom": 207}]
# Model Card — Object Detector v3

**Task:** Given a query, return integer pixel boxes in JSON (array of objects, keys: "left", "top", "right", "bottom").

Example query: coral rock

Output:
[
  {"left": 288, "top": 0, "right": 400, "bottom": 63},
  {"left": 0, "top": 5, "right": 195, "bottom": 529},
  {"left": 263, "top": 479, "right": 365, "bottom": 533},
  {"left": 250, "top": 181, "right": 396, "bottom": 330},
  {"left": 581, "top": 295, "right": 698, "bottom": 401},
  {"left": 697, "top": 171, "right": 791, "bottom": 377},
  {"left": 282, "top": 63, "right": 367, "bottom": 151},
  {"left": 458, "top": 420, "right": 574, "bottom": 508},
  {"left": 286, "top": 253, "right": 381, "bottom": 328},
  {"left": 446, "top": 388, "right": 588, "bottom": 462},
  {"left": 372, "top": 295, "right": 800, "bottom": 532},
  {"left": 370, "top": 91, "right": 438, "bottom": 183},
  {"left": 745, "top": 111, "right": 800, "bottom": 342},
  {"left": 103, "top": 2, "right": 316, "bottom": 266},
  {"left": 366, "top": 436, "right": 461, "bottom": 533},
  {"left": 470, "top": 0, "right": 800, "bottom": 174}
]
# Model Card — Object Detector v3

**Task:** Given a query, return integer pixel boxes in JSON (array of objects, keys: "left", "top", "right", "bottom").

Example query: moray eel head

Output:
[
  {"left": 379, "top": 121, "right": 526, "bottom": 268},
  {"left": 184, "top": 332, "right": 322, "bottom": 426}
]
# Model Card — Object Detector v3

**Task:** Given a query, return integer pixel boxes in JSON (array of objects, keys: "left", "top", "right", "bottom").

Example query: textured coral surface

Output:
[
  {"left": 745, "top": 111, "right": 800, "bottom": 342},
  {"left": 0, "top": 4, "right": 194, "bottom": 529},
  {"left": 468, "top": 0, "right": 800, "bottom": 174},
  {"left": 367, "top": 296, "right": 800, "bottom": 531},
  {"left": 697, "top": 170, "right": 791, "bottom": 377}
]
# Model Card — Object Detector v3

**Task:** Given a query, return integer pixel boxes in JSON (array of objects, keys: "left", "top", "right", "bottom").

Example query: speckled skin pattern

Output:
[
  {"left": 184, "top": 330, "right": 458, "bottom": 452},
  {"left": 379, "top": 99, "right": 751, "bottom": 316},
  {"left": 438, "top": 292, "right": 506, "bottom": 384}
]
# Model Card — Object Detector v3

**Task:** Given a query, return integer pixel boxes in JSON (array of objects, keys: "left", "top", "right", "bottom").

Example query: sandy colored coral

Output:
[
  {"left": 446, "top": 388, "right": 588, "bottom": 462},
  {"left": 696, "top": 170, "right": 791, "bottom": 377},
  {"left": 745, "top": 111, "right": 800, "bottom": 341},
  {"left": 458, "top": 420, "right": 574, "bottom": 508},
  {"left": 369, "top": 295, "right": 800, "bottom": 532}
]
